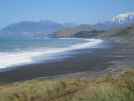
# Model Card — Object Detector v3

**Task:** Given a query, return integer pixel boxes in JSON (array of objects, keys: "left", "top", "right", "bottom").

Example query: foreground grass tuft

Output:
[{"left": 0, "top": 69, "right": 134, "bottom": 101}]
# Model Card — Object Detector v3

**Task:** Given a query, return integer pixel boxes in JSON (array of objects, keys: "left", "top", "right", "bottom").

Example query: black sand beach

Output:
[{"left": 0, "top": 40, "right": 134, "bottom": 83}]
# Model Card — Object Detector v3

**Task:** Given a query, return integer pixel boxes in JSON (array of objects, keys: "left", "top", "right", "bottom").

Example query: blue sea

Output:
[{"left": 0, "top": 38, "right": 103, "bottom": 69}]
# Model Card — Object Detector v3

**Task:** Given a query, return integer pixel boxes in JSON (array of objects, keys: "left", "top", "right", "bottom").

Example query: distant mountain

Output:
[
  {"left": 0, "top": 20, "right": 64, "bottom": 39},
  {"left": 56, "top": 12, "right": 134, "bottom": 38},
  {"left": 1, "top": 12, "right": 134, "bottom": 39}
]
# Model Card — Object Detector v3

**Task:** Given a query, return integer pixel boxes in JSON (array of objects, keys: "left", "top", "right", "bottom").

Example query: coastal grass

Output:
[{"left": 0, "top": 69, "right": 134, "bottom": 101}]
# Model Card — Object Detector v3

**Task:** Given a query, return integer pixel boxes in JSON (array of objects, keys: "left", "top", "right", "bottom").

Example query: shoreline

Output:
[
  {"left": 0, "top": 40, "right": 133, "bottom": 83},
  {"left": 0, "top": 38, "right": 103, "bottom": 69},
  {"left": 0, "top": 41, "right": 113, "bottom": 83}
]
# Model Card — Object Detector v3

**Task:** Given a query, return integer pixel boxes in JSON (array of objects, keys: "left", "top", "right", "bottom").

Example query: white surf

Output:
[{"left": 0, "top": 38, "right": 103, "bottom": 69}]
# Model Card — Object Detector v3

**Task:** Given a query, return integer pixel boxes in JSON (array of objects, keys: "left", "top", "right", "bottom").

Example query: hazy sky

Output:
[{"left": 0, "top": 0, "right": 134, "bottom": 28}]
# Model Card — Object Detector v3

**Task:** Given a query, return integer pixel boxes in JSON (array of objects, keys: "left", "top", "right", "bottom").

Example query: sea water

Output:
[{"left": 0, "top": 38, "right": 103, "bottom": 69}]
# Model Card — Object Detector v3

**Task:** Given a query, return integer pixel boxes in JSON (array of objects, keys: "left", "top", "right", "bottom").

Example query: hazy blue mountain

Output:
[
  {"left": 1, "top": 12, "right": 134, "bottom": 39},
  {"left": 1, "top": 20, "right": 64, "bottom": 33},
  {"left": 0, "top": 20, "right": 64, "bottom": 39}
]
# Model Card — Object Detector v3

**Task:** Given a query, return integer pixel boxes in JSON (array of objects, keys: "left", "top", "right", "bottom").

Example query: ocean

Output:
[{"left": 0, "top": 38, "right": 103, "bottom": 70}]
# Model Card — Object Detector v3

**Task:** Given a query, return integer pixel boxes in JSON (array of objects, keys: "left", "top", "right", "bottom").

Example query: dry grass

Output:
[{"left": 0, "top": 69, "right": 134, "bottom": 101}]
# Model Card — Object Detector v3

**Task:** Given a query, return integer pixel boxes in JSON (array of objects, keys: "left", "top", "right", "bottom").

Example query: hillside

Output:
[
  {"left": 1, "top": 12, "right": 134, "bottom": 39},
  {"left": 55, "top": 24, "right": 134, "bottom": 44},
  {"left": 55, "top": 12, "right": 134, "bottom": 39},
  {"left": 0, "top": 68, "right": 134, "bottom": 101},
  {"left": 97, "top": 24, "right": 134, "bottom": 42},
  {"left": 55, "top": 24, "right": 95, "bottom": 37}
]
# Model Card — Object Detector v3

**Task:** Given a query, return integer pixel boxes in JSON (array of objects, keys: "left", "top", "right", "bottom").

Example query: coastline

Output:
[
  {"left": 0, "top": 40, "right": 134, "bottom": 83},
  {"left": 0, "top": 41, "right": 116, "bottom": 82}
]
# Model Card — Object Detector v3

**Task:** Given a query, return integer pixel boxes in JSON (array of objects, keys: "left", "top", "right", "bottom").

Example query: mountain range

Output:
[
  {"left": 0, "top": 12, "right": 134, "bottom": 39},
  {"left": 56, "top": 12, "right": 134, "bottom": 39},
  {"left": 0, "top": 20, "right": 64, "bottom": 39}
]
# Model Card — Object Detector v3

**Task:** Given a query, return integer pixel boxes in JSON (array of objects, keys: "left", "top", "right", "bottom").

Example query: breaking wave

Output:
[{"left": 0, "top": 38, "right": 103, "bottom": 69}]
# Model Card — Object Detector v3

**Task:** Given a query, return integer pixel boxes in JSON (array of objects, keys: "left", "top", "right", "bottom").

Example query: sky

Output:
[{"left": 0, "top": 0, "right": 134, "bottom": 28}]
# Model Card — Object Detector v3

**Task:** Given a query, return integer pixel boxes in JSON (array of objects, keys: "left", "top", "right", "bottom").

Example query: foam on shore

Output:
[{"left": 0, "top": 38, "right": 103, "bottom": 69}]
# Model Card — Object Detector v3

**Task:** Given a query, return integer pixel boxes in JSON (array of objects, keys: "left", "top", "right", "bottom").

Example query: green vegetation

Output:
[{"left": 0, "top": 69, "right": 134, "bottom": 101}]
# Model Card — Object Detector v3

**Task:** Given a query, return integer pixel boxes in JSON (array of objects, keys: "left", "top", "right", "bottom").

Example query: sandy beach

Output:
[{"left": 0, "top": 40, "right": 134, "bottom": 83}]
